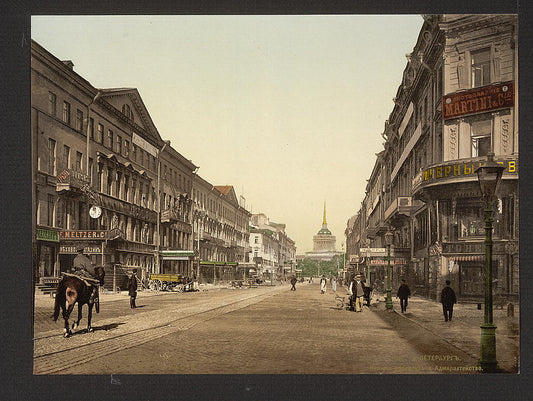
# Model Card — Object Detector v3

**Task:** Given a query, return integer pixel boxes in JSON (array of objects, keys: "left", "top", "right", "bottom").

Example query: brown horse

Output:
[{"left": 53, "top": 266, "right": 105, "bottom": 337}]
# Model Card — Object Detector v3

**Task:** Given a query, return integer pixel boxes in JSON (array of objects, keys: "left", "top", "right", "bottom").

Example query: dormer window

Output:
[{"left": 122, "top": 104, "right": 133, "bottom": 120}]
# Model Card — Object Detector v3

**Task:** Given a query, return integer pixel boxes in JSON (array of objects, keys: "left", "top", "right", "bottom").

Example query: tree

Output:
[{"left": 296, "top": 255, "right": 345, "bottom": 277}]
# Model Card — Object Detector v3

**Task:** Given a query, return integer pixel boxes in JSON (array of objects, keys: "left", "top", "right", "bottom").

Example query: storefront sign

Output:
[
  {"left": 421, "top": 157, "right": 518, "bottom": 184},
  {"left": 442, "top": 81, "right": 514, "bottom": 120},
  {"left": 59, "top": 230, "right": 107, "bottom": 240},
  {"left": 360, "top": 248, "right": 387, "bottom": 257},
  {"left": 60, "top": 244, "right": 102, "bottom": 254},
  {"left": 36, "top": 229, "right": 59, "bottom": 242}
]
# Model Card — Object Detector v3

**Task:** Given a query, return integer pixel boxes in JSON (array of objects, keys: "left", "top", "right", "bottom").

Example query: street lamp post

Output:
[
  {"left": 475, "top": 152, "right": 504, "bottom": 373},
  {"left": 384, "top": 229, "right": 394, "bottom": 310}
]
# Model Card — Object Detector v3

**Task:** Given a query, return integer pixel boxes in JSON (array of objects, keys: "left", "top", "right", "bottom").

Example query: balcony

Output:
[
  {"left": 385, "top": 196, "right": 422, "bottom": 221},
  {"left": 55, "top": 169, "right": 90, "bottom": 198}
]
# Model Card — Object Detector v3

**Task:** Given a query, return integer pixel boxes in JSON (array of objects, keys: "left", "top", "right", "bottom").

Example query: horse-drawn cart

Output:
[{"left": 148, "top": 273, "right": 185, "bottom": 292}]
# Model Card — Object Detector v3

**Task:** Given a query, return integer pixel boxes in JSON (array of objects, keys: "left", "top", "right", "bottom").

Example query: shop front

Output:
[
  {"left": 161, "top": 250, "right": 194, "bottom": 277},
  {"left": 35, "top": 228, "right": 60, "bottom": 283}
]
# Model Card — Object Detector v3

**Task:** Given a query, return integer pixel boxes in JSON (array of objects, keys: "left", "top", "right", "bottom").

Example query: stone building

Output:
[
  {"left": 306, "top": 202, "right": 343, "bottom": 261},
  {"left": 32, "top": 39, "right": 197, "bottom": 288},
  {"left": 249, "top": 214, "right": 297, "bottom": 279},
  {"left": 345, "top": 14, "right": 518, "bottom": 302},
  {"left": 191, "top": 178, "right": 251, "bottom": 283}
]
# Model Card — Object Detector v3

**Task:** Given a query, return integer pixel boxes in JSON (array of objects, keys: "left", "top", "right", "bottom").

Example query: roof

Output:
[{"left": 214, "top": 185, "right": 233, "bottom": 195}]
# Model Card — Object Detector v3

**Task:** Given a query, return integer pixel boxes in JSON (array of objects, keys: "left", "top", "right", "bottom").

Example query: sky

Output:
[{"left": 31, "top": 15, "right": 424, "bottom": 253}]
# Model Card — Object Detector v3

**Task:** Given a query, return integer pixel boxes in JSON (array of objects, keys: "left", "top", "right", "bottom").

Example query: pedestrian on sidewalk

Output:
[
  {"left": 290, "top": 275, "right": 297, "bottom": 291},
  {"left": 348, "top": 274, "right": 365, "bottom": 312},
  {"left": 320, "top": 275, "right": 327, "bottom": 294},
  {"left": 396, "top": 279, "right": 411, "bottom": 313},
  {"left": 331, "top": 276, "right": 337, "bottom": 292},
  {"left": 362, "top": 278, "right": 372, "bottom": 307},
  {"left": 440, "top": 280, "right": 457, "bottom": 321},
  {"left": 128, "top": 268, "right": 138, "bottom": 309}
]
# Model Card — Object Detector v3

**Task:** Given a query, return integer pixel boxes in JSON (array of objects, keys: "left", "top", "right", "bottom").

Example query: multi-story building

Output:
[
  {"left": 191, "top": 178, "right": 251, "bottom": 283},
  {"left": 32, "top": 39, "right": 197, "bottom": 288},
  {"left": 249, "top": 213, "right": 297, "bottom": 279},
  {"left": 345, "top": 14, "right": 518, "bottom": 302}
]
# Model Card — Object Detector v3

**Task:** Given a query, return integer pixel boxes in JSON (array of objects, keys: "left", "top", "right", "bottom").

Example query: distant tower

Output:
[{"left": 313, "top": 201, "right": 336, "bottom": 252}]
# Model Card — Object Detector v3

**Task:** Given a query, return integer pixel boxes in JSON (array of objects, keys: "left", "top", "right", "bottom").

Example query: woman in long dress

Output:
[{"left": 319, "top": 275, "right": 327, "bottom": 294}]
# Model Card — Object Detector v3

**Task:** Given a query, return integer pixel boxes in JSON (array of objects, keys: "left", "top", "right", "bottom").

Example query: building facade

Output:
[
  {"left": 191, "top": 178, "right": 252, "bottom": 283},
  {"left": 306, "top": 203, "right": 343, "bottom": 261},
  {"left": 32, "top": 40, "right": 198, "bottom": 288},
  {"left": 345, "top": 14, "right": 518, "bottom": 301},
  {"left": 249, "top": 214, "right": 297, "bottom": 279}
]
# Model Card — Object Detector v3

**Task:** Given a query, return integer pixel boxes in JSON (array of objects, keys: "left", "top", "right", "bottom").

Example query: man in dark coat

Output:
[
  {"left": 72, "top": 245, "right": 98, "bottom": 302},
  {"left": 441, "top": 280, "right": 457, "bottom": 321},
  {"left": 396, "top": 279, "right": 411, "bottom": 313},
  {"left": 128, "top": 269, "right": 138, "bottom": 309},
  {"left": 290, "top": 275, "right": 297, "bottom": 291}
]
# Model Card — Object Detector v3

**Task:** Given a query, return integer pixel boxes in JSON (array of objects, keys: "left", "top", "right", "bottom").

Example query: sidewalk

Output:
[
  {"left": 372, "top": 294, "right": 519, "bottom": 373},
  {"left": 33, "top": 282, "right": 225, "bottom": 308}
]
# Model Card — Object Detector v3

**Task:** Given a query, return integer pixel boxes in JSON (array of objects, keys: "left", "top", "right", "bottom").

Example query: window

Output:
[
  {"left": 97, "top": 123, "right": 104, "bottom": 144},
  {"left": 116, "top": 135, "right": 122, "bottom": 154},
  {"left": 254, "top": 235, "right": 259, "bottom": 244},
  {"left": 132, "top": 144, "right": 137, "bottom": 162},
  {"left": 107, "top": 129, "right": 114, "bottom": 149},
  {"left": 47, "top": 138, "right": 56, "bottom": 175},
  {"left": 76, "top": 109, "right": 83, "bottom": 132},
  {"left": 75, "top": 151, "right": 83, "bottom": 172},
  {"left": 471, "top": 119, "right": 492, "bottom": 157},
  {"left": 47, "top": 194, "right": 55, "bottom": 227},
  {"left": 107, "top": 168, "right": 113, "bottom": 195},
  {"left": 471, "top": 48, "right": 491, "bottom": 88},
  {"left": 124, "top": 176, "right": 129, "bottom": 202},
  {"left": 89, "top": 158, "right": 94, "bottom": 183},
  {"left": 63, "top": 145, "right": 70, "bottom": 171},
  {"left": 48, "top": 92, "right": 57, "bottom": 116},
  {"left": 62, "top": 101, "right": 71, "bottom": 125},
  {"left": 140, "top": 149, "right": 144, "bottom": 166},
  {"left": 124, "top": 140, "right": 130, "bottom": 157},
  {"left": 89, "top": 118, "right": 94, "bottom": 140}
]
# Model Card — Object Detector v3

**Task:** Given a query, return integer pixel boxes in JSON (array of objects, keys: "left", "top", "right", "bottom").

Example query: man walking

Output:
[
  {"left": 290, "top": 275, "right": 297, "bottom": 291},
  {"left": 440, "top": 280, "right": 457, "bottom": 321},
  {"left": 396, "top": 279, "right": 411, "bottom": 313},
  {"left": 349, "top": 274, "right": 365, "bottom": 312},
  {"left": 128, "top": 268, "right": 138, "bottom": 309}
]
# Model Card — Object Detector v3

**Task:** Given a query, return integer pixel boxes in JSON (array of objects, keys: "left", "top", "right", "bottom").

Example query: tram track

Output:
[{"left": 34, "top": 286, "right": 285, "bottom": 374}]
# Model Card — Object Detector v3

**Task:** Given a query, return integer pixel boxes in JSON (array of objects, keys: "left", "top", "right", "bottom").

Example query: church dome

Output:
[{"left": 317, "top": 228, "right": 332, "bottom": 235}]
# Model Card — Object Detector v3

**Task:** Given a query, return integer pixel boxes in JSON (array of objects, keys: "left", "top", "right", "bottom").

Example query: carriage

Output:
[{"left": 148, "top": 273, "right": 196, "bottom": 292}]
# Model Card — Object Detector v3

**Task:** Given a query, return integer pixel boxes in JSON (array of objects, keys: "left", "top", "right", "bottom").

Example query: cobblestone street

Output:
[{"left": 34, "top": 282, "right": 490, "bottom": 375}]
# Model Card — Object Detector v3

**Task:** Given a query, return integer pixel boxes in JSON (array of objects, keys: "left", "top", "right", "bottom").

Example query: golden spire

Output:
[{"left": 322, "top": 201, "right": 327, "bottom": 227}]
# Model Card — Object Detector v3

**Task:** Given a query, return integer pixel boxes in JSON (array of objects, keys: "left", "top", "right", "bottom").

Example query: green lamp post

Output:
[
  {"left": 384, "top": 229, "right": 394, "bottom": 310},
  {"left": 475, "top": 152, "right": 504, "bottom": 373}
]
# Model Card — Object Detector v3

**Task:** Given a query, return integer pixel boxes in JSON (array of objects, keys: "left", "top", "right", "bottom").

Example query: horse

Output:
[{"left": 52, "top": 266, "right": 105, "bottom": 337}]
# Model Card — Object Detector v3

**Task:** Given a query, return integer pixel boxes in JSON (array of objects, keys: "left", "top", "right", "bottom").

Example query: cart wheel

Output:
[
  {"left": 150, "top": 280, "right": 161, "bottom": 291},
  {"left": 176, "top": 284, "right": 184, "bottom": 293}
]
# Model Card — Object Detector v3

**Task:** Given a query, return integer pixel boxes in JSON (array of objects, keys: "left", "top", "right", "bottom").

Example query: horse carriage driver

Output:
[{"left": 71, "top": 245, "right": 100, "bottom": 303}]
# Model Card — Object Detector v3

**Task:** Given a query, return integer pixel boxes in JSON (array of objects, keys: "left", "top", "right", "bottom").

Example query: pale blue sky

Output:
[{"left": 31, "top": 15, "right": 424, "bottom": 253}]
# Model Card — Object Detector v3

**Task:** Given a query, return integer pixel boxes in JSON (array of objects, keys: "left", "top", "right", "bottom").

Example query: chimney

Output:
[{"left": 62, "top": 60, "right": 74, "bottom": 70}]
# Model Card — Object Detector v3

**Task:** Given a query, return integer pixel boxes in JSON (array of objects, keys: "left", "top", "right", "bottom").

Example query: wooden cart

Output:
[{"left": 148, "top": 273, "right": 184, "bottom": 292}]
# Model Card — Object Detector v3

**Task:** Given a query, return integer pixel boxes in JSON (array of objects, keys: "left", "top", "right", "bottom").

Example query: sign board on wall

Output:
[
  {"left": 132, "top": 132, "right": 158, "bottom": 157},
  {"left": 442, "top": 81, "right": 514, "bottom": 120}
]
